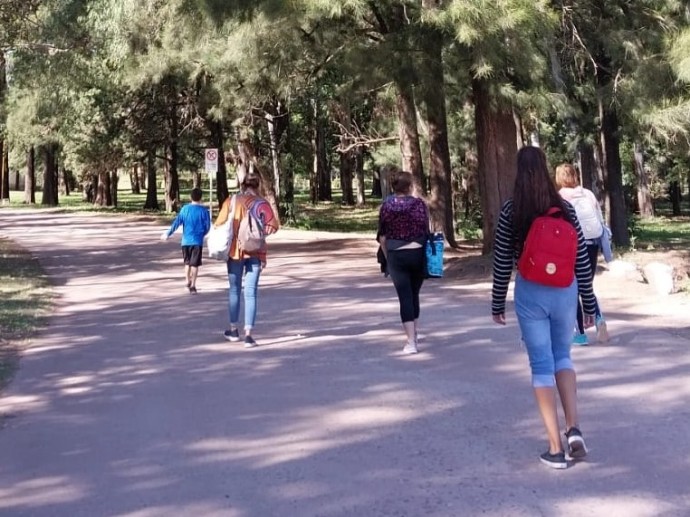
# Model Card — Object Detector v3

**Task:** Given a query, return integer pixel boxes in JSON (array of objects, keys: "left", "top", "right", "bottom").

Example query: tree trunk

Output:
[
  {"left": 90, "top": 173, "right": 98, "bottom": 202},
  {"left": 110, "top": 171, "right": 118, "bottom": 207},
  {"left": 385, "top": 3, "right": 425, "bottom": 194},
  {"left": 687, "top": 167, "right": 690, "bottom": 212},
  {"left": 418, "top": 23, "right": 457, "bottom": 246},
  {"left": 513, "top": 108, "right": 525, "bottom": 149},
  {"left": 62, "top": 169, "right": 74, "bottom": 196},
  {"left": 371, "top": 167, "right": 383, "bottom": 198},
  {"left": 41, "top": 145, "right": 59, "bottom": 206},
  {"left": 52, "top": 152, "right": 59, "bottom": 205},
  {"left": 317, "top": 125, "right": 330, "bottom": 202},
  {"left": 257, "top": 167, "right": 281, "bottom": 227},
  {"left": 394, "top": 76, "right": 425, "bottom": 194},
  {"left": 310, "top": 100, "right": 321, "bottom": 204},
  {"left": 266, "top": 114, "right": 282, "bottom": 208},
  {"left": 139, "top": 161, "right": 147, "bottom": 190},
  {"left": 143, "top": 149, "right": 159, "bottom": 210},
  {"left": 59, "top": 165, "right": 67, "bottom": 195},
  {"left": 670, "top": 181, "right": 682, "bottom": 216},
  {"left": 463, "top": 150, "right": 479, "bottom": 220},
  {"left": 265, "top": 99, "right": 287, "bottom": 215},
  {"left": 235, "top": 137, "right": 256, "bottom": 187},
  {"left": 593, "top": 141, "right": 609, "bottom": 217},
  {"left": 310, "top": 98, "right": 330, "bottom": 202},
  {"left": 599, "top": 102, "right": 629, "bottom": 247},
  {"left": 1, "top": 140, "right": 9, "bottom": 203},
  {"left": 633, "top": 142, "right": 654, "bottom": 218},
  {"left": 14, "top": 168, "right": 20, "bottom": 191},
  {"left": 282, "top": 114, "right": 295, "bottom": 222},
  {"left": 131, "top": 164, "right": 141, "bottom": 194},
  {"left": 472, "top": 79, "right": 518, "bottom": 253},
  {"left": 354, "top": 147, "right": 366, "bottom": 206},
  {"left": 95, "top": 170, "right": 108, "bottom": 206},
  {"left": 24, "top": 147, "right": 35, "bottom": 204},
  {"left": 577, "top": 142, "right": 598, "bottom": 194},
  {"left": 164, "top": 142, "right": 180, "bottom": 213},
  {"left": 0, "top": 52, "right": 7, "bottom": 204},
  {"left": 105, "top": 170, "right": 113, "bottom": 206},
  {"left": 340, "top": 150, "right": 355, "bottom": 206},
  {"left": 80, "top": 173, "right": 90, "bottom": 201},
  {"left": 336, "top": 102, "right": 356, "bottom": 205},
  {"left": 210, "top": 121, "right": 229, "bottom": 206}
]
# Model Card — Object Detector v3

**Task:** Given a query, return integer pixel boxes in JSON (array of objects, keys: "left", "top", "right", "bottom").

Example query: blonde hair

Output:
[{"left": 554, "top": 163, "right": 579, "bottom": 189}]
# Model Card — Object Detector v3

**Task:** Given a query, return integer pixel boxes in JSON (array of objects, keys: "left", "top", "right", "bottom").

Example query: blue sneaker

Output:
[
  {"left": 572, "top": 333, "right": 589, "bottom": 346},
  {"left": 595, "top": 316, "right": 610, "bottom": 343}
]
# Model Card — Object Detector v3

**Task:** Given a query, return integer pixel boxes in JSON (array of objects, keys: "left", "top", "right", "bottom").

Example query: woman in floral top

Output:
[{"left": 377, "top": 170, "right": 429, "bottom": 354}]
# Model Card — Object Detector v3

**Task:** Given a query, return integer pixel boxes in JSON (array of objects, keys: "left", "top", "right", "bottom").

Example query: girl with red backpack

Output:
[{"left": 491, "top": 146, "right": 596, "bottom": 469}]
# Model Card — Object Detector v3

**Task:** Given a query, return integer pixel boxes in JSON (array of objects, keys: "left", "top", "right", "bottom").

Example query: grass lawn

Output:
[
  {"left": 8, "top": 189, "right": 170, "bottom": 219},
  {"left": 291, "top": 193, "right": 380, "bottom": 233},
  {"left": 632, "top": 215, "right": 690, "bottom": 251},
  {"left": 7, "top": 187, "right": 690, "bottom": 244},
  {"left": 8, "top": 188, "right": 383, "bottom": 233},
  {"left": 0, "top": 239, "right": 53, "bottom": 391}
]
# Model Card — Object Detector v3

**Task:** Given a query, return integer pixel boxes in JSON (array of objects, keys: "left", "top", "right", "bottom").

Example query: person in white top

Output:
[{"left": 555, "top": 163, "right": 610, "bottom": 345}]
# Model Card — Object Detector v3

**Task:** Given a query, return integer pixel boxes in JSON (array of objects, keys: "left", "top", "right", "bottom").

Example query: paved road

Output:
[{"left": 1, "top": 209, "right": 689, "bottom": 517}]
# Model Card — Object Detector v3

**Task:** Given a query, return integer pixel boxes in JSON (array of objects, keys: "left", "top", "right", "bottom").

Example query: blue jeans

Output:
[
  {"left": 515, "top": 274, "right": 578, "bottom": 388},
  {"left": 227, "top": 257, "right": 261, "bottom": 330}
]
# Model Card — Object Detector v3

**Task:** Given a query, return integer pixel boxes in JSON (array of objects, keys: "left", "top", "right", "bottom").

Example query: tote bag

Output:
[
  {"left": 207, "top": 195, "right": 237, "bottom": 261},
  {"left": 425, "top": 232, "right": 445, "bottom": 278}
]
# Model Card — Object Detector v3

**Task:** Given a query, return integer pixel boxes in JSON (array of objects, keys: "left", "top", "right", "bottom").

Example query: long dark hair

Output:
[
  {"left": 241, "top": 170, "right": 262, "bottom": 195},
  {"left": 512, "top": 146, "right": 573, "bottom": 247}
]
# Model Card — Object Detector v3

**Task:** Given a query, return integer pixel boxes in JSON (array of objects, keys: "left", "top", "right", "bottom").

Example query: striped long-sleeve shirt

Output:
[{"left": 491, "top": 199, "right": 596, "bottom": 316}]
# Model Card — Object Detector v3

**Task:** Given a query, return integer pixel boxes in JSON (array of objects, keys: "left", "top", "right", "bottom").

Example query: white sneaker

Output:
[{"left": 402, "top": 341, "right": 418, "bottom": 355}]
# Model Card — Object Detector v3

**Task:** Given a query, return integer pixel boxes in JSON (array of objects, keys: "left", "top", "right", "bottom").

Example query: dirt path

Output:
[{"left": 1, "top": 209, "right": 689, "bottom": 517}]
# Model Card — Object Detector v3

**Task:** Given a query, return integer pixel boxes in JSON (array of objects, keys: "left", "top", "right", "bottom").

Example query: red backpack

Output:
[{"left": 517, "top": 207, "right": 578, "bottom": 287}]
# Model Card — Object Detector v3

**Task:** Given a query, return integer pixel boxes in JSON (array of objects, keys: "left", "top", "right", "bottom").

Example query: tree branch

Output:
[{"left": 332, "top": 120, "right": 399, "bottom": 153}]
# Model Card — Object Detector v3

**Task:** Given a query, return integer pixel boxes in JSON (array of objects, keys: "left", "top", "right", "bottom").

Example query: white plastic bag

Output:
[
  {"left": 207, "top": 195, "right": 236, "bottom": 261},
  {"left": 207, "top": 223, "right": 231, "bottom": 260}
]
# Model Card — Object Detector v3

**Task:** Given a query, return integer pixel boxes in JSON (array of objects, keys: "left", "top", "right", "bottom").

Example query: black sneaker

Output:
[
  {"left": 188, "top": 286, "right": 197, "bottom": 294},
  {"left": 565, "top": 427, "right": 588, "bottom": 460},
  {"left": 539, "top": 451, "right": 568, "bottom": 469},
  {"left": 223, "top": 328, "right": 240, "bottom": 342},
  {"left": 244, "top": 335, "right": 258, "bottom": 348}
]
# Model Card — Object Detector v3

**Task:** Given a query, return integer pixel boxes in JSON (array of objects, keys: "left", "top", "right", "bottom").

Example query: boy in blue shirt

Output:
[{"left": 161, "top": 188, "right": 211, "bottom": 293}]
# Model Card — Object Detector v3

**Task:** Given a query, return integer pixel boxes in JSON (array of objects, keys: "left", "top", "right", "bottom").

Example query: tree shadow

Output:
[{"left": 0, "top": 210, "right": 689, "bottom": 516}]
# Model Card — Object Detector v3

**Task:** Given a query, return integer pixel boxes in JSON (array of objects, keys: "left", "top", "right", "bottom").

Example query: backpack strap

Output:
[{"left": 225, "top": 194, "right": 238, "bottom": 242}]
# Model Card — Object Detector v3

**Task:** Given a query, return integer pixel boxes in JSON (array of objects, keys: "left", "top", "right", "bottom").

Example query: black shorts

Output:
[{"left": 182, "top": 246, "right": 203, "bottom": 267}]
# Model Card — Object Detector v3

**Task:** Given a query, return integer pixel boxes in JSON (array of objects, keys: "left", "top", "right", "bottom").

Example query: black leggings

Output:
[
  {"left": 387, "top": 247, "right": 426, "bottom": 323},
  {"left": 576, "top": 243, "right": 602, "bottom": 333}
]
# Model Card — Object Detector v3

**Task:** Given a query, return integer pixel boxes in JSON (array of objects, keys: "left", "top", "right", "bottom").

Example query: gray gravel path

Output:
[{"left": 1, "top": 209, "right": 689, "bottom": 517}]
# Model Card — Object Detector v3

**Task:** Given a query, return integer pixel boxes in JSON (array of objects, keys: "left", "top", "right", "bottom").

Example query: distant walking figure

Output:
[
  {"left": 377, "top": 170, "right": 429, "bottom": 355},
  {"left": 555, "top": 163, "right": 610, "bottom": 345},
  {"left": 161, "top": 188, "right": 211, "bottom": 294},
  {"left": 214, "top": 172, "right": 279, "bottom": 348},
  {"left": 491, "top": 146, "right": 596, "bottom": 469}
]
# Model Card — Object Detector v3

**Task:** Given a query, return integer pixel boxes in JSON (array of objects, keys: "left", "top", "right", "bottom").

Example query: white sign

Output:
[{"left": 205, "top": 148, "right": 219, "bottom": 173}]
